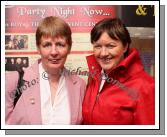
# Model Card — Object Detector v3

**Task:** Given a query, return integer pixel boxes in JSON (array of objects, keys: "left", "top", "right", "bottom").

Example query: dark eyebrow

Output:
[
  {"left": 55, "top": 41, "right": 66, "bottom": 45},
  {"left": 42, "top": 41, "right": 51, "bottom": 44},
  {"left": 94, "top": 42, "right": 116, "bottom": 46},
  {"left": 41, "top": 42, "right": 52, "bottom": 47}
]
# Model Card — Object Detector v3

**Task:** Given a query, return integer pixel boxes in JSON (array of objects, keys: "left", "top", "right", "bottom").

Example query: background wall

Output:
[{"left": 5, "top": 5, "right": 155, "bottom": 81}]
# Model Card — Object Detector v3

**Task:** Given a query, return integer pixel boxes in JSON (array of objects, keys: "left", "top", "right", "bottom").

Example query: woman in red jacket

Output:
[{"left": 82, "top": 18, "right": 155, "bottom": 125}]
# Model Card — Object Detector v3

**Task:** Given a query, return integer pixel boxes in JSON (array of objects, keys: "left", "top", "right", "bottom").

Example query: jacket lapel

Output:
[
  {"left": 22, "top": 61, "right": 42, "bottom": 124},
  {"left": 65, "top": 74, "right": 81, "bottom": 124}
]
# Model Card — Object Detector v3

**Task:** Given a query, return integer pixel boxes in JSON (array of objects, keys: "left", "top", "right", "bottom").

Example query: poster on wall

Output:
[{"left": 5, "top": 5, "right": 155, "bottom": 78}]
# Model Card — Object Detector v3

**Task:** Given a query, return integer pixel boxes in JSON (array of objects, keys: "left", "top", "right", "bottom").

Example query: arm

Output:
[
  {"left": 5, "top": 71, "right": 19, "bottom": 123},
  {"left": 78, "top": 78, "right": 86, "bottom": 125},
  {"left": 134, "top": 82, "right": 155, "bottom": 124}
]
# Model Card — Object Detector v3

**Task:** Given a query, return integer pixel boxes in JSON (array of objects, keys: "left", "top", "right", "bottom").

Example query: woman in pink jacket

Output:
[
  {"left": 5, "top": 16, "right": 86, "bottom": 125},
  {"left": 82, "top": 18, "right": 155, "bottom": 125}
]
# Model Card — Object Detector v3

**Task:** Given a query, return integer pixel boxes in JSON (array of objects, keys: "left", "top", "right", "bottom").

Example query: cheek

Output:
[
  {"left": 40, "top": 51, "right": 49, "bottom": 58},
  {"left": 61, "top": 49, "right": 70, "bottom": 57},
  {"left": 112, "top": 48, "right": 125, "bottom": 58},
  {"left": 93, "top": 49, "right": 100, "bottom": 57},
  {"left": 113, "top": 51, "right": 124, "bottom": 65},
  {"left": 38, "top": 47, "right": 46, "bottom": 55}
]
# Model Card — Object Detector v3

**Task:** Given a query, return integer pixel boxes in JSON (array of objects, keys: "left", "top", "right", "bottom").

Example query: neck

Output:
[
  {"left": 48, "top": 73, "right": 61, "bottom": 83},
  {"left": 41, "top": 62, "right": 63, "bottom": 83}
]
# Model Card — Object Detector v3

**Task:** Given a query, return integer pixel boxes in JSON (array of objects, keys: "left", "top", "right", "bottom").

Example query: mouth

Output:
[
  {"left": 99, "top": 57, "right": 113, "bottom": 63},
  {"left": 48, "top": 58, "right": 61, "bottom": 64}
]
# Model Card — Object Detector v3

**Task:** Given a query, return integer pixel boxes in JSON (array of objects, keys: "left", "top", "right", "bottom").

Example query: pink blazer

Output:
[{"left": 5, "top": 61, "right": 86, "bottom": 125}]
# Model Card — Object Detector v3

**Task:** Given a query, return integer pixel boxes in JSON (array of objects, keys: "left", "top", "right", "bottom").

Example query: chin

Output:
[
  {"left": 101, "top": 65, "right": 114, "bottom": 72},
  {"left": 48, "top": 64, "right": 62, "bottom": 69}
]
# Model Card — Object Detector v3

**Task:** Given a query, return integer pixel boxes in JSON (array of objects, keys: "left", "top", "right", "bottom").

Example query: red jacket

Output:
[{"left": 82, "top": 48, "right": 155, "bottom": 125}]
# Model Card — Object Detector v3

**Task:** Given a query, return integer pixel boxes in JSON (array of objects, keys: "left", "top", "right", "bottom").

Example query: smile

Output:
[
  {"left": 100, "top": 58, "right": 113, "bottom": 63},
  {"left": 48, "top": 59, "right": 61, "bottom": 63}
]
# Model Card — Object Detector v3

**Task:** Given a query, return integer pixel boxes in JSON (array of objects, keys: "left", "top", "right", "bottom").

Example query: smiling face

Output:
[
  {"left": 93, "top": 32, "right": 128, "bottom": 73},
  {"left": 37, "top": 36, "right": 70, "bottom": 74}
]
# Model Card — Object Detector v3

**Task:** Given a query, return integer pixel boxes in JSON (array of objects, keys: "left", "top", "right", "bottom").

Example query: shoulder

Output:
[
  {"left": 136, "top": 71, "right": 154, "bottom": 86},
  {"left": 130, "top": 71, "right": 154, "bottom": 99},
  {"left": 5, "top": 71, "right": 19, "bottom": 82},
  {"left": 22, "top": 61, "right": 39, "bottom": 81},
  {"left": 129, "top": 68, "right": 154, "bottom": 85}
]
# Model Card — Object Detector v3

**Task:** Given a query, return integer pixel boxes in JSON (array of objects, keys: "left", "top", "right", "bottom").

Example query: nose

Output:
[
  {"left": 50, "top": 45, "right": 59, "bottom": 56},
  {"left": 100, "top": 47, "right": 108, "bottom": 57}
]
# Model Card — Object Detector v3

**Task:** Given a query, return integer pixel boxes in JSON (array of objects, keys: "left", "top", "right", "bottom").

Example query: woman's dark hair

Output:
[
  {"left": 91, "top": 18, "right": 131, "bottom": 57},
  {"left": 36, "top": 16, "right": 72, "bottom": 49}
]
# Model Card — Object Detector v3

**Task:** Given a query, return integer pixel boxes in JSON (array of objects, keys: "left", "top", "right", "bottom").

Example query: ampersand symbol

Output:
[{"left": 136, "top": 5, "right": 147, "bottom": 16}]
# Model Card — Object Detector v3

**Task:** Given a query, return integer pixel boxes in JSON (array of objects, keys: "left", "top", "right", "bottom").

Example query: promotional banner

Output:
[{"left": 5, "top": 5, "right": 155, "bottom": 81}]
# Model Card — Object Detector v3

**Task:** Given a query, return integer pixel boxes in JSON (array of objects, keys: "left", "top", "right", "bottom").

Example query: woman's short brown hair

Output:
[
  {"left": 36, "top": 16, "right": 72, "bottom": 49},
  {"left": 91, "top": 18, "right": 131, "bottom": 57}
]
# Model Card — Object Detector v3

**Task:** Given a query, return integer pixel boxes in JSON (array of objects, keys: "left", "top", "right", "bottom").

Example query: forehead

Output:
[
  {"left": 95, "top": 32, "right": 117, "bottom": 43},
  {"left": 40, "top": 35, "right": 67, "bottom": 42},
  {"left": 98, "top": 32, "right": 112, "bottom": 40}
]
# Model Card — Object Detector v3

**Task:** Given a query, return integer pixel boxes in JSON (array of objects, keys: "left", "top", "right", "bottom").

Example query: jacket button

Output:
[
  {"left": 73, "top": 81, "right": 77, "bottom": 85},
  {"left": 30, "top": 98, "right": 35, "bottom": 105}
]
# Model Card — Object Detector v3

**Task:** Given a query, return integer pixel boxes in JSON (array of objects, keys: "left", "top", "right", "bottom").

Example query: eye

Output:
[
  {"left": 93, "top": 44, "right": 101, "bottom": 49},
  {"left": 106, "top": 44, "right": 115, "bottom": 49},
  {"left": 56, "top": 42, "right": 66, "bottom": 48},
  {"left": 42, "top": 42, "right": 52, "bottom": 48}
]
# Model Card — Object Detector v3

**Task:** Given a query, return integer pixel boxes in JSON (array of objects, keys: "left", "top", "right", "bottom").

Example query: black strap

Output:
[{"left": 13, "top": 70, "right": 25, "bottom": 107}]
